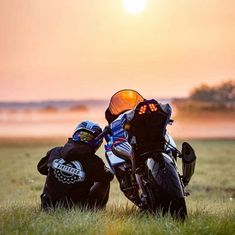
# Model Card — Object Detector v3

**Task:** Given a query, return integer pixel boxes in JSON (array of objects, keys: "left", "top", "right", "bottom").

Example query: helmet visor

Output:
[
  {"left": 109, "top": 89, "right": 144, "bottom": 115},
  {"left": 73, "top": 130, "right": 95, "bottom": 143}
]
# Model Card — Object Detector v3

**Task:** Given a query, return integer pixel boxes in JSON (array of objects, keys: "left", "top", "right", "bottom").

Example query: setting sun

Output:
[{"left": 123, "top": 0, "right": 147, "bottom": 14}]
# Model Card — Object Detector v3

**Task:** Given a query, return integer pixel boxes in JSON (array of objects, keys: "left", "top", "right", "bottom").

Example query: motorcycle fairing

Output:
[
  {"left": 129, "top": 100, "right": 172, "bottom": 156},
  {"left": 111, "top": 141, "right": 133, "bottom": 160},
  {"left": 105, "top": 107, "right": 177, "bottom": 162},
  {"left": 106, "top": 150, "right": 126, "bottom": 174},
  {"left": 105, "top": 109, "right": 134, "bottom": 157},
  {"left": 108, "top": 89, "right": 144, "bottom": 116}
]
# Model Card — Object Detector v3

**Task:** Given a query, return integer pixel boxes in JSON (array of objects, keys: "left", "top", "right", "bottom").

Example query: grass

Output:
[{"left": 0, "top": 138, "right": 235, "bottom": 235}]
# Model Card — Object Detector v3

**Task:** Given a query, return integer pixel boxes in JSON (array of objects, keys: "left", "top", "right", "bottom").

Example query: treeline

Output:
[
  {"left": 190, "top": 80, "right": 234, "bottom": 103},
  {"left": 173, "top": 80, "right": 235, "bottom": 113},
  {"left": 34, "top": 104, "right": 88, "bottom": 113}
]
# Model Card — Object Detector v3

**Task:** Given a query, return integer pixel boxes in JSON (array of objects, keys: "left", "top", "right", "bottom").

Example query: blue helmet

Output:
[{"left": 72, "top": 121, "right": 103, "bottom": 150}]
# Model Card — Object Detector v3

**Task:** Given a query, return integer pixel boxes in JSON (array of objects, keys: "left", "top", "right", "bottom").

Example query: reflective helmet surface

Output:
[{"left": 72, "top": 121, "right": 103, "bottom": 150}]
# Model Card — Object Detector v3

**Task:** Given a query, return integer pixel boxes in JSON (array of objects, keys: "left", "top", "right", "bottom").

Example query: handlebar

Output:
[{"left": 94, "top": 126, "right": 111, "bottom": 142}]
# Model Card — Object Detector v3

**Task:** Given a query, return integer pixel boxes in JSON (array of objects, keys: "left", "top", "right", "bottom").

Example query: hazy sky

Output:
[{"left": 0, "top": 0, "right": 235, "bottom": 101}]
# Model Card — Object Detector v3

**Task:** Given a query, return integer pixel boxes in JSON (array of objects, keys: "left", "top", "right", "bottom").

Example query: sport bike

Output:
[{"left": 96, "top": 90, "right": 196, "bottom": 219}]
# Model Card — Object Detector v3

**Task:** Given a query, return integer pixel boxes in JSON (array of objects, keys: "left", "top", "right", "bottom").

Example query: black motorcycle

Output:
[{"left": 96, "top": 90, "right": 196, "bottom": 220}]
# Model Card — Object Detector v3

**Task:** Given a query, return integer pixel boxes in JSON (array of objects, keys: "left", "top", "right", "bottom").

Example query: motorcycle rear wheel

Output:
[
  {"left": 147, "top": 155, "right": 188, "bottom": 220},
  {"left": 157, "top": 194, "right": 187, "bottom": 220}
]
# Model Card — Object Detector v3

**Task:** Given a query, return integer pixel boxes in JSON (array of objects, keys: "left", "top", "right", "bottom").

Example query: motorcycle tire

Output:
[
  {"left": 140, "top": 180, "right": 156, "bottom": 213},
  {"left": 156, "top": 193, "right": 187, "bottom": 220},
  {"left": 147, "top": 154, "right": 187, "bottom": 220}
]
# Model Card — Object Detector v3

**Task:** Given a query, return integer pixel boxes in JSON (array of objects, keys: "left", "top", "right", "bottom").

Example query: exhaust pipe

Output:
[{"left": 181, "top": 142, "right": 196, "bottom": 186}]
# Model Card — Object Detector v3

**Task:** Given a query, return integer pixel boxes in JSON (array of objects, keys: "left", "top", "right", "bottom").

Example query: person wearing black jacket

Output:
[{"left": 37, "top": 121, "right": 113, "bottom": 209}]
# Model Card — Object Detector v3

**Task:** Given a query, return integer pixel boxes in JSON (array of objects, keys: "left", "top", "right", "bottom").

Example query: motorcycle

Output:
[{"left": 95, "top": 90, "right": 196, "bottom": 220}]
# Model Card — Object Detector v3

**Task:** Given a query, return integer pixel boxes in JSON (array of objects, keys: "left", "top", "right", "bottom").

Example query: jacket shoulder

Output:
[{"left": 37, "top": 146, "right": 62, "bottom": 175}]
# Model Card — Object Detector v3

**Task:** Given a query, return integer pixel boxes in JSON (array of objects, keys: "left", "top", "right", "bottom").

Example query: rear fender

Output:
[{"left": 147, "top": 153, "right": 184, "bottom": 198}]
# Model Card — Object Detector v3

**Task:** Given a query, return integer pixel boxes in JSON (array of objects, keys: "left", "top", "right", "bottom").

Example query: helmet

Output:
[{"left": 72, "top": 121, "right": 103, "bottom": 150}]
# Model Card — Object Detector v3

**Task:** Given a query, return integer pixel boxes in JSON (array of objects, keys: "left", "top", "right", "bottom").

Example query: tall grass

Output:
[{"left": 0, "top": 138, "right": 235, "bottom": 234}]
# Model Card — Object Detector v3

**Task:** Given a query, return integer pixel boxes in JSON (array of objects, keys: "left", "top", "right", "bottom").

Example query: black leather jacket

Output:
[{"left": 37, "top": 139, "right": 113, "bottom": 206}]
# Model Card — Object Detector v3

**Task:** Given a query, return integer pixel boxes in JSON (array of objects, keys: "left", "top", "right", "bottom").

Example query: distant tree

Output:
[
  {"left": 190, "top": 84, "right": 216, "bottom": 102},
  {"left": 190, "top": 80, "right": 235, "bottom": 103},
  {"left": 40, "top": 106, "right": 58, "bottom": 113},
  {"left": 69, "top": 105, "right": 88, "bottom": 112},
  {"left": 215, "top": 80, "right": 235, "bottom": 102}
]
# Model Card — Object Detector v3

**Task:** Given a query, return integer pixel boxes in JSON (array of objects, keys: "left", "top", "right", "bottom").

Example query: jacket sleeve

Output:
[
  {"left": 94, "top": 158, "right": 114, "bottom": 182},
  {"left": 37, "top": 149, "right": 53, "bottom": 175}
]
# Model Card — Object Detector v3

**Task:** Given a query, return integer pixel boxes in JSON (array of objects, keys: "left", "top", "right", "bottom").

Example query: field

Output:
[{"left": 0, "top": 138, "right": 235, "bottom": 235}]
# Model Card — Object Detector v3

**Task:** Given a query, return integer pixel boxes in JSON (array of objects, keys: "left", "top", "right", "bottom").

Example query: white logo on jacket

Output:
[{"left": 52, "top": 158, "right": 85, "bottom": 184}]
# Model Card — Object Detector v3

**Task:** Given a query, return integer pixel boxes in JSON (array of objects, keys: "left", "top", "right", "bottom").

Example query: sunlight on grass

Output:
[{"left": 0, "top": 139, "right": 235, "bottom": 234}]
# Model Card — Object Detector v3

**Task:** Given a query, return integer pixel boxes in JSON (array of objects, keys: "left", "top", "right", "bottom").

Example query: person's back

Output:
[{"left": 38, "top": 121, "right": 113, "bottom": 209}]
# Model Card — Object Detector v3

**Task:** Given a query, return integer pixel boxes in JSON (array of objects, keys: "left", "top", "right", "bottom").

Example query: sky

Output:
[{"left": 0, "top": 0, "right": 235, "bottom": 101}]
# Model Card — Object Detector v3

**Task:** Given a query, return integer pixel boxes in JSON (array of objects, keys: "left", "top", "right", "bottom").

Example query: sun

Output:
[{"left": 123, "top": 0, "right": 147, "bottom": 15}]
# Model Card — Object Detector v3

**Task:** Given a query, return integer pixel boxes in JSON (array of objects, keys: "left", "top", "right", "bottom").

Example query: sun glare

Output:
[{"left": 123, "top": 0, "right": 147, "bottom": 15}]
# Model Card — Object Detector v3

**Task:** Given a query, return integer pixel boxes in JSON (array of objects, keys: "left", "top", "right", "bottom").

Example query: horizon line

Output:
[{"left": 0, "top": 96, "right": 188, "bottom": 104}]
